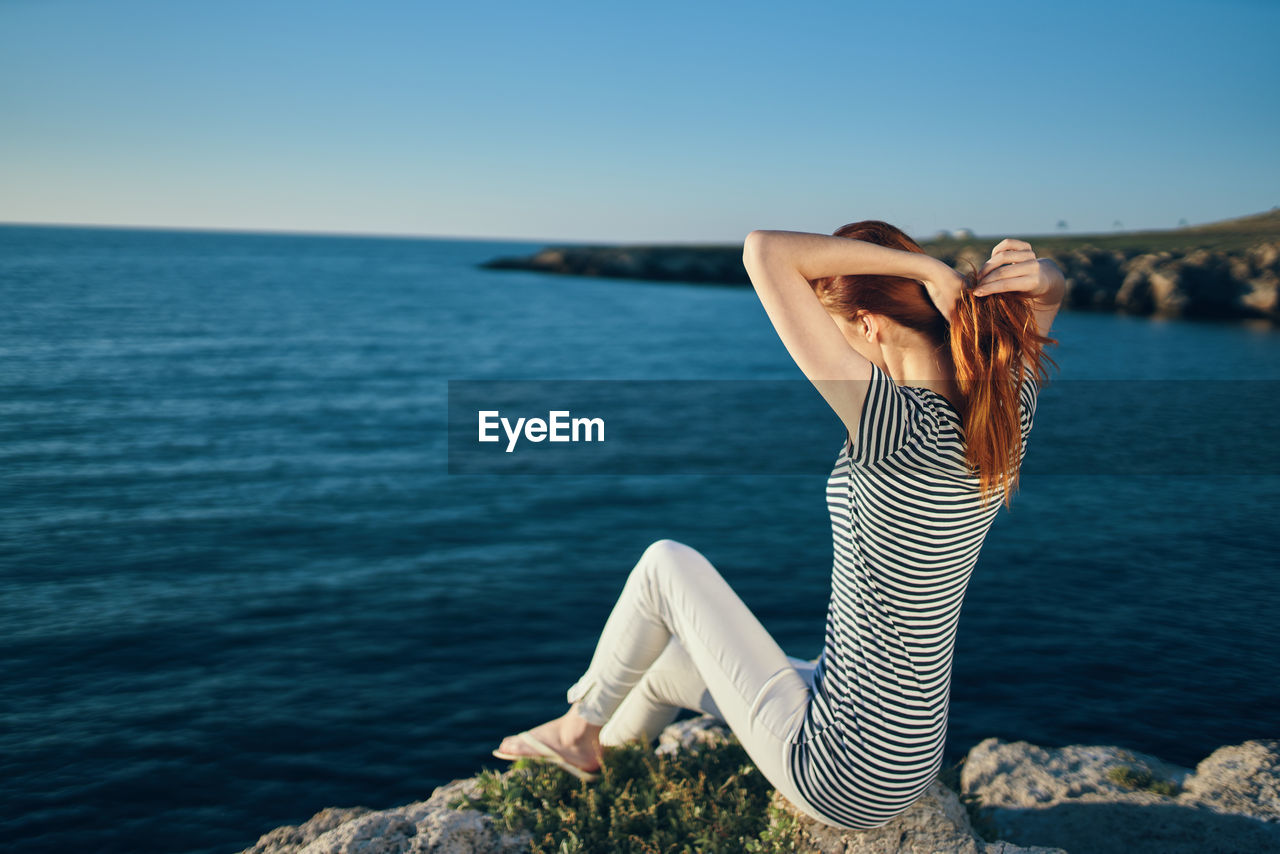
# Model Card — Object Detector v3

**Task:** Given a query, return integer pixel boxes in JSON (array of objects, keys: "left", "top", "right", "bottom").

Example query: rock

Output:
[
  {"left": 668, "top": 717, "right": 1063, "bottom": 853},
  {"left": 241, "top": 807, "right": 375, "bottom": 853},
  {"left": 655, "top": 713, "right": 733, "bottom": 756},
  {"left": 482, "top": 240, "right": 1280, "bottom": 323},
  {"left": 1173, "top": 248, "right": 1249, "bottom": 318},
  {"left": 1251, "top": 241, "right": 1280, "bottom": 272},
  {"left": 1053, "top": 246, "right": 1128, "bottom": 310},
  {"left": 481, "top": 245, "right": 751, "bottom": 285},
  {"left": 960, "top": 738, "right": 1193, "bottom": 806},
  {"left": 1181, "top": 739, "right": 1280, "bottom": 823},
  {"left": 959, "top": 738, "right": 1280, "bottom": 854},
  {"left": 1115, "top": 252, "right": 1173, "bottom": 315},
  {"left": 236, "top": 777, "right": 531, "bottom": 854},
  {"left": 953, "top": 246, "right": 988, "bottom": 278},
  {"left": 772, "top": 779, "right": 1064, "bottom": 853},
  {"left": 238, "top": 725, "right": 1280, "bottom": 854}
]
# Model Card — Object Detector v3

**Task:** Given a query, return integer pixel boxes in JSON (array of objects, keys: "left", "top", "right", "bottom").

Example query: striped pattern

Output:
[{"left": 787, "top": 361, "right": 1038, "bottom": 828}]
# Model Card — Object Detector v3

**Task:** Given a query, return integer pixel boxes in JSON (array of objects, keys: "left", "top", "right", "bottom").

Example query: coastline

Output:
[
  {"left": 237, "top": 717, "right": 1280, "bottom": 854},
  {"left": 480, "top": 212, "right": 1280, "bottom": 325}
]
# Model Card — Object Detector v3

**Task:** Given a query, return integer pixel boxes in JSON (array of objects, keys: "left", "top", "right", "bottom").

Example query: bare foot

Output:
[{"left": 496, "top": 707, "right": 602, "bottom": 773}]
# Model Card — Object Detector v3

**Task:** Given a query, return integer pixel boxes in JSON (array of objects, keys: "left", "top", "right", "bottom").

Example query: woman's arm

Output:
[{"left": 741, "top": 229, "right": 958, "bottom": 435}]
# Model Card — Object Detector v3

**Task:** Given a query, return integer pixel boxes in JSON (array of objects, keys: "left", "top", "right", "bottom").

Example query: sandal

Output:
[{"left": 492, "top": 731, "right": 601, "bottom": 782}]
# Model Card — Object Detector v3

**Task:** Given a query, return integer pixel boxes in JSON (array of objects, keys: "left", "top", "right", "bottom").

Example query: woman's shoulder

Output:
[{"left": 842, "top": 363, "right": 951, "bottom": 468}]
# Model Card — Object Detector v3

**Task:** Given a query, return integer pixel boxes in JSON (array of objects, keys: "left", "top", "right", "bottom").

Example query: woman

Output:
[{"left": 493, "top": 221, "right": 1063, "bottom": 829}]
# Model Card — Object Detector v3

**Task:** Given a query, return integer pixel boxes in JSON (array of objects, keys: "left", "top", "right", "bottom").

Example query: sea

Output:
[{"left": 2, "top": 224, "right": 1278, "bottom": 854}]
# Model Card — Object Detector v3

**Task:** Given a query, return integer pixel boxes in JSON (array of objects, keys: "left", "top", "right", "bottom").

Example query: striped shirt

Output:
[{"left": 787, "top": 361, "right": 1039, "bottom": 828}]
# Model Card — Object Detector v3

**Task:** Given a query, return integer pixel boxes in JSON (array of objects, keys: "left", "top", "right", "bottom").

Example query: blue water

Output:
[{"left": 2, "top": 224, "right": 1278, "bottom": 854}]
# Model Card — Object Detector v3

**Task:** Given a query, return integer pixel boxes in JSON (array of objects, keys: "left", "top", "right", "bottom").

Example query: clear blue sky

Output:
[{"left": 2, "top": 0, "right": 1277, "bottom": 243}]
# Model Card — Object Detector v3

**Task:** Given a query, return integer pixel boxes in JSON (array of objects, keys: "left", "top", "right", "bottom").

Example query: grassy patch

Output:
[
  {"left": 1107, "top": 764, "right": 1182, "bottom": 796},
  {"left": 920, "top": 208, "right": 1280, "bottom": 255},
  {"left": 451, "top": 737, "right": 806, "bottom": 853}
]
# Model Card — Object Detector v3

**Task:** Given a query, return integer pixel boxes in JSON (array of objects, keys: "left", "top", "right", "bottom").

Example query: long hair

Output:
[{"left": 809, "top": 220, "right": 1058, "bottom": 509}]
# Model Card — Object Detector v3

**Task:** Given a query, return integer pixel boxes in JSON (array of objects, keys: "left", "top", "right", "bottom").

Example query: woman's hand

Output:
[{"left": 974, "top": 239, "right": 1065, "bottom": 303}]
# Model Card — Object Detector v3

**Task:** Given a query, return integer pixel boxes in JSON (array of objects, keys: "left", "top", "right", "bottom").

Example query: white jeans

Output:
[{"left": 565, "top": 538, "right": 830, "bottom": 824}]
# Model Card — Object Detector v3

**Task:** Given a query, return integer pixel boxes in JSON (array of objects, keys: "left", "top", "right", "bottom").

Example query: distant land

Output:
[{"left": 482, "top": 209, "right": 1280, "bottom": 324}]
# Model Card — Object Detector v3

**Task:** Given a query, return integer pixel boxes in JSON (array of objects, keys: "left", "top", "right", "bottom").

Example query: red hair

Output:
[{"left": 810, "top": 220, "right": 1058, "bottom": 509}]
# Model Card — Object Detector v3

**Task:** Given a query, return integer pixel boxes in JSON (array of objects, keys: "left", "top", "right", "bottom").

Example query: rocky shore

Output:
[
  {"left": 481, "top": 239, "right": 1280, "bottom": 324},
  {"left": 238, "top": 717, "right": 1280, "bottom": 854}
]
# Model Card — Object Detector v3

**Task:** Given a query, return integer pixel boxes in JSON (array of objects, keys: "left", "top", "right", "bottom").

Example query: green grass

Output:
[
  {"left": 921, "top": 208, "right": 1280, "bottom": 256},
  {"left": 1106, "top": 764, "right": 1182, "bottom": 796},
  {"left": 450, "top": 737, "right": 807, "bottom": 853},
  {"left": 453, "top": 740, "right": 1190, "bottom": 850},
  {"left": 554, "top": 209, "right": 1280, "bottom": 256}
]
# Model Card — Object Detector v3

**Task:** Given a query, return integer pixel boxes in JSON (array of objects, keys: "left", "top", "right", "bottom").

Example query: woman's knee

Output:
[
  {"left": 626, "top": 539, "right": 723, "bottom": 620},
  {"left": 642, "top": 538, "right": 687, "bottom": 562},
  {"left": 642, "top": 538, "right": 712, "bottom": 570},
  {"left": 636, "top": 539, "right": 704, "bottom": 586}
]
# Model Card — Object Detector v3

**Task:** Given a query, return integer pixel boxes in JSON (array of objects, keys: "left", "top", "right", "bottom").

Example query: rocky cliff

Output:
[
  {"left": 238, "top": 717, "right": 1280, "bottom": 854},
  {"left": 482, "top": 232, "right": 1280, "bottom": 324}
]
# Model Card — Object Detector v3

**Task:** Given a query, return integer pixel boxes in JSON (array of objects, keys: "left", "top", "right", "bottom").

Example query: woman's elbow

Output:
[{"left": 742, "top": 230, "right": 776, "bottom": 269}]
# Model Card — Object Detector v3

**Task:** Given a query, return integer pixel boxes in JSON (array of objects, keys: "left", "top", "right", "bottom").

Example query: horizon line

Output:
[{"left": 0, "top": 214, "right": 1262, "bottom": 247}]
